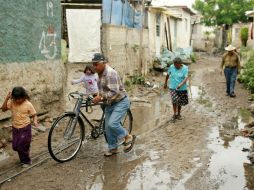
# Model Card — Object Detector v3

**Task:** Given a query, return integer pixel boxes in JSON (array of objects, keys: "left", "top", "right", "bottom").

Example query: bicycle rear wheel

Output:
[
  {"left": 121, "top": 109, "right": 133, "bottom": 134},
  {"left": 103, "top": 109, "right": 133, "bottom": 142},
  {"left": 48, "top": 113, "right": 84, "bottom": 163}
]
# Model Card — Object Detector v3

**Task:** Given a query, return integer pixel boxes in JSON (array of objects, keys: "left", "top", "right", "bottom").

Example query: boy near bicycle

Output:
[{"left": 91, "top": 53, "right": 136, "bottom": 157}]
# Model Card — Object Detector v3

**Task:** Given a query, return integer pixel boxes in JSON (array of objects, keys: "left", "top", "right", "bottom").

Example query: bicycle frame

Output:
[
  {"left": 67, "top": 92, "right": 132, "bottom": 140},
  {"left": 70, "top": 94, "right": 105, "bottom": 136}
]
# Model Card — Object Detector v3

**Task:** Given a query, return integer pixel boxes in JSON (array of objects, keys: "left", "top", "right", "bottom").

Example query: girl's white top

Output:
[{"left": 72, "top": 73, "right": 99, "bottom": 94}]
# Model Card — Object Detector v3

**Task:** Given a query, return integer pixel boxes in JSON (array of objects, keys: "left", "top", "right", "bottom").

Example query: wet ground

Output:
[{"left": 1, "top": 53, "right": 254, "bottom": 190}]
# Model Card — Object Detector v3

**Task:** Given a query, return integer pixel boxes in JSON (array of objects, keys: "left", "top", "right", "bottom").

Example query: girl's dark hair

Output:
[
  {"left": 11, "top": 86, "right": 30, "bottom": 100},
  {"left": 84, "top": 65, "right": 95, "bottom": 74}
]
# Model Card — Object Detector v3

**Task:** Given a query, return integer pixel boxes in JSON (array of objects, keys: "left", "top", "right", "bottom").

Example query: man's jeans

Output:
[
  {"left": 104, "top": 97, "right": 130, "bottom": 150},
  {"left": 224, "top": 67, "right": 237, "bottom": 95}
]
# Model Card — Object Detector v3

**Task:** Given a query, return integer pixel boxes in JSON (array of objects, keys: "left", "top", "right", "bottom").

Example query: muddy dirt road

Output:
[{"left": 1, "top": 53, "right": 254, "bottom": 190}]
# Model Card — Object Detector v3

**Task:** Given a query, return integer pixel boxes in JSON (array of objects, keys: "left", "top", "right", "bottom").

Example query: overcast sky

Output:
[
  {"left": 169, "top": 0, "right": 196, "bottom": 8},
  {"left": 153, "top": 0, "right": 196, "bottom": 9}
]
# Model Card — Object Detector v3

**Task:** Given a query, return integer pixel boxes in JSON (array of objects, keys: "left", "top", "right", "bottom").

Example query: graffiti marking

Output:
[{"left": 47, "top": 1, "right": 54, "bottom": 17}]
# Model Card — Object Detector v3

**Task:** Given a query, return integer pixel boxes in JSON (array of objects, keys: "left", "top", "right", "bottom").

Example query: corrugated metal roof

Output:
[
  {"left": 166, "top": 6, "right": 195, "bottom": 16},
  {"left": 61, "top": 0, "right": 101, "bottom": 3},
  {"left": 61, "top": 0, "right": 102, "bottom": 8},
  {"left": 148, "top": 6, "right": 182, "bottom": 19},
  {"left": 246, "top": 10, "right": 254, "bottom": 17}
]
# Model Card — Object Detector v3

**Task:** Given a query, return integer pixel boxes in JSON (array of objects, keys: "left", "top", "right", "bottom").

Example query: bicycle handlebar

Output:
[
  {"left": 68, "top": 92, "right": 103, "bottom": 111},
  {"left": 68, "top": 92, "right": 91, "bottom": 113},
  {"left": 68, "top": 91, "right": 89, "bottom": 101}
]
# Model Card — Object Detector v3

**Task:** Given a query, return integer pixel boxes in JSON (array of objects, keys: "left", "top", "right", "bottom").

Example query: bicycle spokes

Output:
[
  {"left": 63, "top": 117, "right": 78, "bottom": 140},
  {"left": 48, "top": 114, "right": 84, "bottom": 162}
]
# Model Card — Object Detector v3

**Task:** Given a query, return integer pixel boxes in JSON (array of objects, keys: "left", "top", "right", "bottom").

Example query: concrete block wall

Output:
[
  {"left": 177, "top": 11, "right": 192, "bottom": 49},
  {"left": 0, "top": 61, "right": 65, "bottom": 120},
  {"left": 101, "top": 24, "right": 152, "bottom": 78},
  {"left": 0, "top": 0, "right": 64, "bottom": 120},
  {"left": 214, "top": 28, "right": 223, "bottom": 49},
  {"left": 147, "top": 13, "right": 157, "bottom": 58}
]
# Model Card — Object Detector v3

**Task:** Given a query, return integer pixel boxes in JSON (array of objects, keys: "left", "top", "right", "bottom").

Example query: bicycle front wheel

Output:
[{"left": 48, "top": 113, "right": 84, "bottom": 163}]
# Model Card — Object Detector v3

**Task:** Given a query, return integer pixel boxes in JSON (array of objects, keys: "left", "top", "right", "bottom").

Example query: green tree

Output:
[{"left": 193, "top": 0, "right": 254, "bottom": 48}]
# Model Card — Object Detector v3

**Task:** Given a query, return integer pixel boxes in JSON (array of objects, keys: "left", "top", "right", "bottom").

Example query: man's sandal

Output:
[
  {"left": 104, "top": 149, "right": 118, "bottom": 157},
  {"left": 123, "top": 135, "right": 136, "bottom": 153}
]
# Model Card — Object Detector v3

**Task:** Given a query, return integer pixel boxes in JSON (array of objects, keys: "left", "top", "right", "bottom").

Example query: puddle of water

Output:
[
  {"left": 190, "top": 86, "right": 213, "bottom": 108},
  {"left": 221, "top": 108, "right": 252, "bottom": 131},
  {"left": 208, "top": 127, "right": 252, "bottom": 190},
  {"left": 88, "top": 150, "right": 171, "bottom": 190},
  {"left": 88, "top": 175, "right": 104, "bottom": 190},
  {"left": 126, "top": 158, "right": 171, "bottom": 190},
  {"left": 131, "top": 94, "right": 170, "bottom": 135},
  {"left": 238, "top": 117, "right": 246, "bottom": 130},
  {"left": 190, "top": 86, "right": 202, "bottom": 100},
  {"left": 237, "top": 108, "right": 252, "bottom": 130},
  {"left": 173, "top": 167, "right": 200, "bottom": 190}
]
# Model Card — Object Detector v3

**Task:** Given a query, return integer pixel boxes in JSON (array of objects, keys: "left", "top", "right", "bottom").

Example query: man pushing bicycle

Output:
[{"left": 91, "top": 53, "right": 136, "bottom": 157}]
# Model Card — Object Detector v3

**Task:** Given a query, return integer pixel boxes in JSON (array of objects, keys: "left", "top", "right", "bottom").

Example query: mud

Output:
[{"left": 1, "top": 52, "right": 254, "bottom": 190}]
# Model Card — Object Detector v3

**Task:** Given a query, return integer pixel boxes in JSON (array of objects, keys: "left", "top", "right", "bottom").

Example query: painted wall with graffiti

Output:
[
  {"left": 0, "top": 0, "right": 64, "bottom": 120},
  {"left": 0, "top": 0, "right": 61, "bottom": 62}
]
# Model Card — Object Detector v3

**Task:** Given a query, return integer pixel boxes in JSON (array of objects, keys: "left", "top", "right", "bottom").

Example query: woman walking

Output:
[{"left": 164, "top": 57, "right": 189, "bottom": 123}]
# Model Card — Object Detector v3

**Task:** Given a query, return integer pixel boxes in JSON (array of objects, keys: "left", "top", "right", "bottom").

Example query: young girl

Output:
[
  {"left": 71, "top": 65, "right": 99, "bottom": 96},
  {"left": 1, "top": 87, "right": 38, "bottom": 167}
]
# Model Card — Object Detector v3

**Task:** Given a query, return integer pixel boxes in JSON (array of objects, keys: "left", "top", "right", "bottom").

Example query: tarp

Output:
[
  {"left": 159, "top": 47, "right": 193, "bottom": 68},
  {"left": 66, "top": 9, "right": 101, "bottom": 63},
  {"left": 103, "top": 0, "right": 142, "bottom": 28}
]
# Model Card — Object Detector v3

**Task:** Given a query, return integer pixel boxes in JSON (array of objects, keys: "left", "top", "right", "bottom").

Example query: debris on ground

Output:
[
  {"left": 144, "top": 81, "right": 159, "bottom": 89},
  {"left": 0, "top": 141, "right": 5, "bottom": 149},
  {"left": 0, "top": 139, "right": 7, "bottom": 148},
  {"left": 248, "top": 103, "right": 254, "bottom": 114},
  {"left": 0, "top": 148, "right": 10, "bottom": 161},
  {"left": 32, "top": 125, "right": 47, "bottom": 133},
  {"left": 245, "top": 120, "right": 254, "bottom": 128},
  {"left": 241, "top": 129, "right": 254, "bottom": 138},
  {"left": 248, "top": 150, "right": 254, "bottom": 164},
  {"left": 32, "top": 129, "right": 39, "bottom": 136},
  {"left": 242, "top": 147, "right": 250, "bottom": 152}
]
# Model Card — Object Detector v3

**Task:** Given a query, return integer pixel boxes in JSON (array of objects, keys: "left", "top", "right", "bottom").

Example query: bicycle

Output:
[{"left": 48, "top": 92, "right": 133, "bottom": 163}]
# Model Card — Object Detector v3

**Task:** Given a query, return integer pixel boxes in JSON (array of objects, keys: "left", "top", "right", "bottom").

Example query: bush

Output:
[
  {"left": 190, "top": 53, "right": 196, "bottom": 63},
  {"left": 131, "top": 74, "right": 145, "bottom": 85},
  {"left": 240, "top": 27, "right": 248, "bottom": 47},
  {"left": 239, "top": 53, "right": 254, "bottom": 92},
  {"left": 124, "top": 74, "right": 146, "bottom": 92},
  {"left": 124, "top": 79, "right": 133, "bottom": 92}
]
